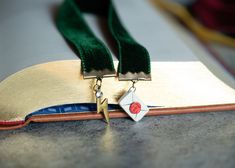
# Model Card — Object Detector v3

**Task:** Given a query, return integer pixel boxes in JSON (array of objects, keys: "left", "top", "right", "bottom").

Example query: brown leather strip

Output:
[{"left": 1, "top": 103, "right": 235, "bottom": 130}]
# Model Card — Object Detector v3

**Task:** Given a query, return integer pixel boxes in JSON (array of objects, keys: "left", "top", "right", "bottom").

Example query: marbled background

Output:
[{"left": 0, "top": 111, "right": 235, "bottom": 168}]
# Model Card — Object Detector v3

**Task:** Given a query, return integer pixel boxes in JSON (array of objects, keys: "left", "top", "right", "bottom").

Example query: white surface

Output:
[{"left": 0, "top": 0, "right": 77, "bottom": 81}]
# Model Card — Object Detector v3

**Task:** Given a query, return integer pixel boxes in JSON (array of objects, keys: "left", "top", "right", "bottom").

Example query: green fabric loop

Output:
[
  {"left": 56, "top": 0, "right": 151, "bottom": 80},
  {"left": 108, "top": 1, "right": 151, "bottom": 77},
  {"left": 56, "top": 0, "right": 115, "bottom": 78}
]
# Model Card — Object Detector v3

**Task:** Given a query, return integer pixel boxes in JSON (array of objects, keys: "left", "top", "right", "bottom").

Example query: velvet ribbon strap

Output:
[
  {"left": 56, "top": 0, "right": 151, "bottom": 80},
  {"left": 56, "top": 0, "right": 115, "bottom": 78}
]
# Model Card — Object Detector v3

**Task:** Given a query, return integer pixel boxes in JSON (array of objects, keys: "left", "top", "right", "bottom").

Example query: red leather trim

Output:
[
  {"left": 0, "top": 120, "right": 25, "bottom": 126},
  {"left": 1, "top": 103, "right": 235, "bottom": 130}
]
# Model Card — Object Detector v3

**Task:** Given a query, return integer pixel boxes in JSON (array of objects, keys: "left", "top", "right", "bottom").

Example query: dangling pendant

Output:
[
  {"left": 118, "top": 81, "right": 149, "bottom": 122},
  {"left": 94, "top": 78, "right": 110, "bottom": 124}
]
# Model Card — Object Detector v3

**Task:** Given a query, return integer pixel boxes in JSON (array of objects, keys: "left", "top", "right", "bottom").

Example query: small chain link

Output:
[
  {"left": 129, "top": 80, "right": 138, "bottom": 92},
  {"left": 93, "top": 77, "right": 102, "bottom": 92}
]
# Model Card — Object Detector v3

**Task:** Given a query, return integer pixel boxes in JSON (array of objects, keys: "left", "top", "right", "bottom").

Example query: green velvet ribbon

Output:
[{"left": 56, "top": 0, "right": 151, "bottom": 80}]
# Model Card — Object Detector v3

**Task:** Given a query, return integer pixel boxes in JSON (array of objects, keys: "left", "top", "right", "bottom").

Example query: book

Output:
[{"left": 0, "top": 0, "right": 235, "bottom": 130}]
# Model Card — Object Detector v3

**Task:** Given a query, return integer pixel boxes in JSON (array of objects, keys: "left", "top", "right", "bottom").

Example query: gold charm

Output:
[{"left": 94, "top": 78, "right": 110, "bottom": 124}]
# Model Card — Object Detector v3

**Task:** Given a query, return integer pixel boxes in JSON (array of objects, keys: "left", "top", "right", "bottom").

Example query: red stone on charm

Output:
[{"left": 129, "top": 102, "right": 141, "bottom": 114}]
